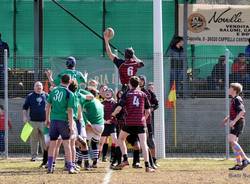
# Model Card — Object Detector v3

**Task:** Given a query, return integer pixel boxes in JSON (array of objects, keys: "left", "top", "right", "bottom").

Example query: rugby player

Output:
[
  {"left": 224, "top": 83, "right": 250, "bottom": 170},
  {"left": 79, "top": 87, "right": 105, "bottom": 169},
  {"left": 46, "top": 74, "right": 76, "bottom": 174},
  {"left": 139, "top": 75, "right": 157, "bottom": 169},
  {"left": 46, "top": 56, "right": 87, "bottom": 87},
  {"left": 111, "top": 76, "right": 155, "bottom": 172},
  {"left": 99, "top": 88, "right": 118, "bottom": 163},
  {"left": 104, "top": 32, "right": 144, "bottom": 92}
]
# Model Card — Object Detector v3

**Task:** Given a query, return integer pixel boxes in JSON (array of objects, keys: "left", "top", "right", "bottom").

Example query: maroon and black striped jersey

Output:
[
  {"left": 119, "top": 89, "right": 150, "bottom": 126},
  {"left": 230, "top": 96, "right": 245, "bottom": 121},
  {"left": 102, "top": 99, "right": 117, "bottom": 124},
  {"left": 113, "top": 57, "right": 144, "bottom": 85}
]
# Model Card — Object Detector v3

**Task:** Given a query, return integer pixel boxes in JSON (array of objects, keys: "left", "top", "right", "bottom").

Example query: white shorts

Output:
[
  {"left": 44, "top": 134, "right": 50, "bottom": 145},
  {"left": 86, "top": 124, "right": 104, "bottom": 141}
]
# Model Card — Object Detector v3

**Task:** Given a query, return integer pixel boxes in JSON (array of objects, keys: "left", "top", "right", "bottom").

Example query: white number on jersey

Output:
[
  {"left": 53, "top": 90, "right": 63, "bottom": 102},
  {"left": 127, "top": 66, "right": 134, "bottom": 76},
  {"left": 133, "top": 96, "right": 140, "bottom": 107}
]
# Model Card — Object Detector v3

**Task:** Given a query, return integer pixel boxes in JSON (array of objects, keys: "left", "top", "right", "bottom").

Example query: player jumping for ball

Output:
[
  {"left": 104, "top": 29, "right": 144, "bottom": 91},
  {"left": 111, "top": 76, "right": 155, "bottom": 172},
  {"left": 224, "top": 83, "right": 250, "bottom": 170}
]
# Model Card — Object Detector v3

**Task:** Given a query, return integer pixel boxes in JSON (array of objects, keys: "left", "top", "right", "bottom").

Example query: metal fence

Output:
[{"left": 1, "top": 50, "right": 250, "bottom": 158}]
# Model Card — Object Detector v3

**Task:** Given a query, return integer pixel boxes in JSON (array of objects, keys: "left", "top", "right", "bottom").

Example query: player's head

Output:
[
  {"left": 66, "top": 56, "right": 76, "bottom": 69},
  {"left": 116, "top": 90, "right": 123, "bottom": 100},
  {"left": 68, "top": 80, "right": 78, "bottom": 93},
  {"left": 104, "top": 88, "right": 114, "bottom": 99},
  {"left": 34, "top": 81, "right": 43, "bottom": 94},
  {"left": 229, "top": 83, "right": 243, "bottom": 96},
  {"left": 148, "top": 82, "right": 154, "bottom": 92},
  {"left": 125, "top": 47, "right": 134, "bottom": 60},
  {"left": 88, "top": 79, "right": 99, "bottom": 89},
  {"left": 139, "top": 75, "right": 147, "bottom": 88},
  {"left": 61, "top": 74, "right": 71, "bottom": 86},
  {"left": 129, "top": 76, "right": 140, "bottom": 89},
  {"left": 99, "top": 84, "right": 108, "bottom": 98}
]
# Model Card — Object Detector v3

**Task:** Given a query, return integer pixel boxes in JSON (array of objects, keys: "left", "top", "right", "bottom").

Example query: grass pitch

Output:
[{"left": 0, "top": 158, "right": 250, "bottom": 184}]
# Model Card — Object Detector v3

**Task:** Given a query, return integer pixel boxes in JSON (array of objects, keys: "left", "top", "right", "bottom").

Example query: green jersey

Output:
[
  {"left": 47, "top": 85, "right": 74, "bottom": 121},
  {"left": 54, "top": 69, "right": 87, "bottom": 86},
  {"left": 79, "top": 90, "right": 104, "bottom": 125}
]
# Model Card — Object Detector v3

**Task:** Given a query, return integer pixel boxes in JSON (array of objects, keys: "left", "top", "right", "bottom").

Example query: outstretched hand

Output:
[{"left": 45, "top": 70, "right": 52, "bottom": 79}]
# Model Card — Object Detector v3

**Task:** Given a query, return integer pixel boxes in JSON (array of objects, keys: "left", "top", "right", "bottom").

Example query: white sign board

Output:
[{"left": 179, "top": 4, "right": 250, "bottom": 45}]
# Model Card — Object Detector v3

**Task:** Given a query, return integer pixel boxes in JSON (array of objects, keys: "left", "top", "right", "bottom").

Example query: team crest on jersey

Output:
[{"left": 36, "top": 97, "right": 43, "bottom": 106}]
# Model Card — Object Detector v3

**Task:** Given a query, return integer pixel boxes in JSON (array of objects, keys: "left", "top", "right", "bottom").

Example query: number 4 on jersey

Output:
[{"left": 133, "top": 96, "right": 140, "bottom": 107}]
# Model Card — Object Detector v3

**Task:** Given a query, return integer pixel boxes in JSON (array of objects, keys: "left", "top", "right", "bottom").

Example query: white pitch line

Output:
[{"left": 102, "top": 166, "right": 113, "bottom": 184}]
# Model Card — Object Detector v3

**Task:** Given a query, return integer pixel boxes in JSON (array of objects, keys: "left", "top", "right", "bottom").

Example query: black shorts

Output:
[
  {"left": 126, "top": 134, "right": 139, "bottom": 146},
  {"left": 49, "top": 120, "right": 70, "bottom": 140},
  {"left": 101, "top": 123, "right": 116, "bottom": 137},
  {"left": 122, "top": 125, "right": 146, "bottom": 135},
  {"left": 230, "top": 120, "right": 245, "bottom": 137}
]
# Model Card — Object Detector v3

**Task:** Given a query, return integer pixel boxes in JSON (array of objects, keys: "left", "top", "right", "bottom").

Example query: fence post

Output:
[
  {"left": 225, "top": 49, "right": 230, "bottom": 159},
  {"left": 4, "top": 49, "right": 9, "bottom": 159}
]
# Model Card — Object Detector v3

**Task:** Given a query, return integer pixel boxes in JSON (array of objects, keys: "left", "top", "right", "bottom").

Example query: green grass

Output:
[{"left": 0, "top": 159, "right": 249, "bottom": 184}]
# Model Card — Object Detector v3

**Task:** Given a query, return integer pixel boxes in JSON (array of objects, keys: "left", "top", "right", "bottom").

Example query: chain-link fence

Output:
[{"left": 0, "top": 50, "right": 250, "bottom": 158}]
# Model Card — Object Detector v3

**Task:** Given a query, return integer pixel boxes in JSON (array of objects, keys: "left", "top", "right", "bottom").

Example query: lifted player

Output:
[
  {"left": 112, "top": 76, "right": 155, "bottom": 172},
  {"left": 224, "top": 83, "right": 250, "bottom": 170},
  {"left": 104, "top": 31, "right": 144, "bottom": 91},
  {"left": 46, "top": 56, "right": 87, "bottom": 88}
]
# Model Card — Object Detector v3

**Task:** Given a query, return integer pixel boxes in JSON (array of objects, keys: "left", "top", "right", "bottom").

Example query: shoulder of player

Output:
[{"left": 234, "top": 96, "right": 244, "bottom": 104}]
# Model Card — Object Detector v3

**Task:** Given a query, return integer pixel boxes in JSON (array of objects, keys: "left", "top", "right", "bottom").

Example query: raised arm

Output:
[
  {"left": 104, "top": 33, "right": 117, "bottom": 61},
  {"left": 45, "top": 70, "right": 56, "bottom": 87}
]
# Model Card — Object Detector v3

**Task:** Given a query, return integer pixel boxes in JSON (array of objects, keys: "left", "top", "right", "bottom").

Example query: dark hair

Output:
[
  {"left": 0, "top": 33, "right": 1, "bottom": 39},
  {"left": 116, "top": 90, "right": 123, "bottom": 101},
  {"left": 238, "top": 53, "right": 245, "bottom": 58},
  {"left": 125, "top": 48, "right": 134, "bottom": 60},
  {"left": 0, "top": 105, "right": 3, "bottom": 110},
  {"left": 99, "top": 84, "right": 107, "bottom": 91},
  {"left": 249, "top": 38, "right": 250, "bottom": 44},
  {"left": 129, "top": 76, "right": 140, "bottom": 88},
  {"left": 68, "top": 80, "right": 78, "bottom": 93},
  {"left": 172, "top": 36, "right": 183, "bottom": 47},
  {"left": 61, "top": 74, "right": 70, "bottom": 84}
]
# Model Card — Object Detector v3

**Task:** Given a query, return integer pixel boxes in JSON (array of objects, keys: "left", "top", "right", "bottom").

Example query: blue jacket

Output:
[
  {"left": 245, "top": 45, "right": 250, "bottom": 58},
  {"left": 23, "top": 92, "right": 48, "bottom": 122}
]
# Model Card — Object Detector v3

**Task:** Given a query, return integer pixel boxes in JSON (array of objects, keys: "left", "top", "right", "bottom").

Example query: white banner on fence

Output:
[{"left": 179, "top": 4, "right": 250, "bottom": 46}]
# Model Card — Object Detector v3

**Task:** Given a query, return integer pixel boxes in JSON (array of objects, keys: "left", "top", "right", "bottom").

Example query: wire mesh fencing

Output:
[{"left": 1, "top": 51, "right": 250, "bottom": 158}]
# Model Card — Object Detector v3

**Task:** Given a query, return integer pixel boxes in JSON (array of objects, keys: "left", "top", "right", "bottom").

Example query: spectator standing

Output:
[
  {"left": 23, "top": 81, "right": 47, "bottom": 161},
  {"left": 211, "top": 55, "right": 226, "bottom": 90},
  {"left": 167, "top": 36, "right": 184, "bottom": 92},
  {"left": 0, "top": 33, "right": 9, "bottom": 98},
  {"left": 245, "top": 38, "right": 250, "bottom": 60},
  {"left": 0, "top": 105, "right": 12, "bottom": 154}
]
